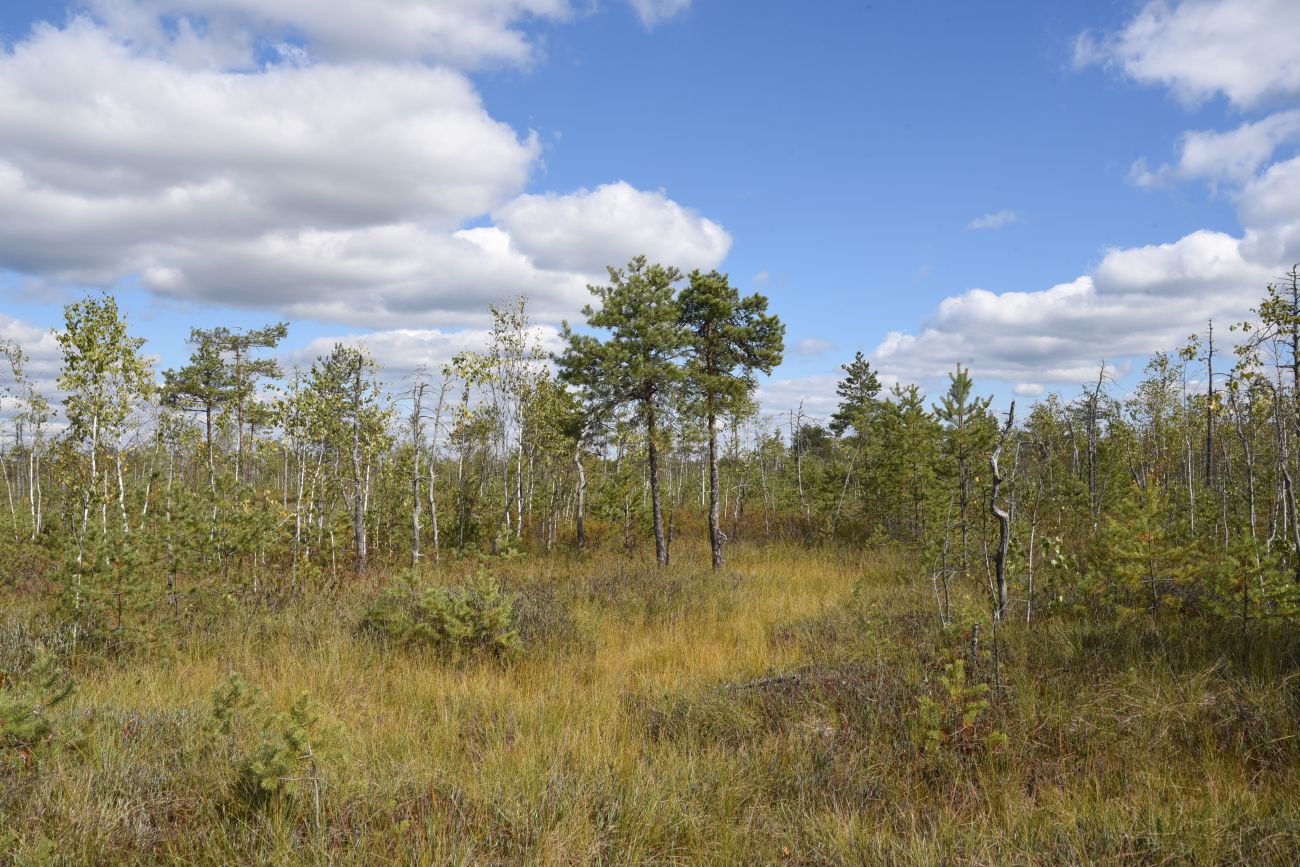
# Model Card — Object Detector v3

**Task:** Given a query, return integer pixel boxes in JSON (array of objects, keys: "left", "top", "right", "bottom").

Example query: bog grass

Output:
[{"left": 2, "top": 540, "right": 1298, "bottom": 864}]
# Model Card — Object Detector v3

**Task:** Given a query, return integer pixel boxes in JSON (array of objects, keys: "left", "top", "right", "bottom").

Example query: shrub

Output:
[
  {"left": 0, "top": 653, "right": 75, "bottom": 768},
  {"left": 361, "top": 565, "right": 520, "bottom": 656},
  {"left": 209, "top": 674, "right": 336, "bottom": 816},
  {"left": 914, "top": 659, "right": 1005, "bottom": 761},
  {"left": 55, "top": 528, "right": 158, "bottom": 658}
]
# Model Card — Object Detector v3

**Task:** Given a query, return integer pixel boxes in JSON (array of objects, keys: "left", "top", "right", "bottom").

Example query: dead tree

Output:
[{"left": 989, "top": 401, "right": 1016, "bottom": 622}]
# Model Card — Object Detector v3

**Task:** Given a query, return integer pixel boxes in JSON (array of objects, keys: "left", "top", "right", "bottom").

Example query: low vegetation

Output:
[
  {"left": 4, "top": 266, "right": 1300, "bottom": 861},
  {"left": 0, "top": 541, "right": 1296, "bottom": 864}
]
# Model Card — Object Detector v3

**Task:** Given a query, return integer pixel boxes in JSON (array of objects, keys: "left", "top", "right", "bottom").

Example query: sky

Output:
[{"left": 1, "top": 0, "right": 1299, "bottom": 421}]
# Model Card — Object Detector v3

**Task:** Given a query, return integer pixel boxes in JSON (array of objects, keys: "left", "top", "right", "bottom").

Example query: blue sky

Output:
[{"left": 1, "top": 0, "right": 1297, "bottom": 418}]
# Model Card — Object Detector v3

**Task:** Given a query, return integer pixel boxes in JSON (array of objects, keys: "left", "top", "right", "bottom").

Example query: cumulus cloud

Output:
[
  {"left": 1075, "top": 0, "right": 1300, "bottom": 108},
  {"left": 0, "top": 22, "right": 533, "bottom": 251},
  {"left": 1132, "top": 110, "right": 1300, "bottom": 187},
  {"left": 872, "top": 230, "right": 1268, "bottom": 386},
  {"left": 757, "top": 371, "right": 901, "bottom": 419},
  {"left": 0, "top": 313, "right": 62, "bottom": 387},
  {"left": 966, "top": 209, "right": 1020, "bottom": 230},
  {"left": 1238, "top": 155, "right": 1300, "bottom": 265},
  {"left": 0, "top": 16, "right": 729, "bottom": 328},
  {"left": 87, "top": 0, "right": 685, "bottom": 69},
  {"left": 494, "top": 182, "right": 731, "bottom": 276},
  {"left": 755, "top": 375, "right": 841, "bottom": 421},
  {"left": 875, "top": 0, "right": 1300, "bottom": 390},
  {"left": 0, "top": 313, "right": 64, "bottom": 422}
]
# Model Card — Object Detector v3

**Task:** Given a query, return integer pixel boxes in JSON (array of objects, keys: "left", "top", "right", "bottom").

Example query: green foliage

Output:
[
  {"left": 300, "top": 343, "right": 391, "bottom": 455},
  {"left": 162, "top": 332, "right": 233, "bottom": 450},
  {"left": 829, "top": 351, "right": 881, "bottom": 438},
  {"left": 679, "top": 268, "right": 785, "bottom": 417},
  {"left": 361, "top": 566, "right": 520, "bottom": 656},
  {"left": 56, "top": 527, "right": 157, "bottom": 654},
  {"left": 558, "top": 256, "right": 686, "bottom": 421},
  {"left": 209, "top": 674, "right": 336, "bottom": 812},
  {"left": 0, "top": 653, "right": 75, "bottom": 766},
  {"left": 237, "top": 694, "right": 328, "bottom": 809},
  {"left": 56, "top": 293, "right": 153, "bottom": 447},
  {"left": 914, "top": 658, "right": 1004, "bottom": 760},
  {"left": 1093, "top": 484, "right": 1195, "bottom": 617}
]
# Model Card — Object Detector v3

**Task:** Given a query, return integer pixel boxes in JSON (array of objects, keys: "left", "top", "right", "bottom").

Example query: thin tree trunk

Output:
[
  {"left": 989, "top": 402, "right": 1016, "bottom": 622},
  {"left": 574, "top": 437, "right": 586, "bottom": 551},
  {"left": 831, "top": 450, "right": 856, "bottom": 536},
  {"left": 707, "top": 409, "right": 723, "bottom": 569},
  {"left": 352, "top": 362, "right": 366, "bottom": 576},
  {"left": 647, "top": 389, "right": 668, "bottom": 567},
  {"left": 410, "top": 382, "right": 424, "bottom": 568}
]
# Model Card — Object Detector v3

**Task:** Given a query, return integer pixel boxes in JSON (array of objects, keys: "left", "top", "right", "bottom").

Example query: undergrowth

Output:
[{"left": 0, "top": 541, "right": 1296, "bottom": 864}]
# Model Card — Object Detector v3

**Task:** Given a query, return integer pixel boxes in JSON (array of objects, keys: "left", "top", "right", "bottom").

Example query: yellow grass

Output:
[{"left": 3, "top": 541, "right": 1299, "bottom": 864}]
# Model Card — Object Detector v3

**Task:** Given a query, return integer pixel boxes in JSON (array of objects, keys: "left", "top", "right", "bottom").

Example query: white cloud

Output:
[
  {"left": 874, "top": 0, "right": 1300, "bottom": 390},
  {"left": 86, "top": 0, "right": 693, "bottom": 68},
  {"left": 757, "top": 371, "right": 900, "bottom": 419},
  {"left": 1132, "top": 110, "right": 1300, "bottom": 187},
  {"left": 1238, "top": 154, "right": 1300, "bottom": 265},
  {"left": 756, "top": 375, "right": 841, "bottom": 421},
  {"left": 0, "top": 313, "right": 61, "bottom": 385},
  {"left": 793, "top": 337, "right": 834, "bottom": 357},
  {"left": 0, "top": 313, "right": 64, "bottom": 419},
  {"left": 1076, "top": 0, "right": 1300, "bottom": 108},
  {"left": 872, "top": 231, "right": 1268, "bottom": 386},
  {"left": 0, "top": 18, "right": 729, "bottom": 328},
  {"left": 138, "top": 225, "right": 592, "bottom": 327},
  {"left": 966, "top": 209, "right": 1020, "bottom": 230},
  {"left": 0, "top": 22, "right": 531, "bottom": 270},
  {"left": 494, "top": 181, "right": 732, "bottom": 276},
  {"left": 627, "top": 0, "right": 692, "bottom": 28},
  {"left": 87, "top": 0, "right": 571, "bottom": 69}
]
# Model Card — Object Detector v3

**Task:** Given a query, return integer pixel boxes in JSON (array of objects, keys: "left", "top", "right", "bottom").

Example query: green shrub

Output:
[
  {"left": 209, "top": 674, "right": 336, "bottom": 815},
  {"left": 361, "top": 565, "right": 520, "bottom": 656},
  {"left": 914, "top": 659, "right": 1005, "bottom": 761},
  {"left": 55, "top": 528, "right": 159, "bottom": 658},
  {"left": 0, "top": 653, "right": 75, "bottom": 767}
]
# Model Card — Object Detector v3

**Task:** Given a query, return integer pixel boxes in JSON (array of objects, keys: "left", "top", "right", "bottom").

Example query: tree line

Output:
[{"left": 2, "top": 259, "right": 1300, "bottom": 647}]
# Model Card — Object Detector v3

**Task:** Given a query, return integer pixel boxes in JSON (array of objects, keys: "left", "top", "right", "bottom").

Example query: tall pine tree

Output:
[
  {"left": 558, "top": 256, "right": 685, "bottom": 567},
  {"left": 680, "top": 270, "right": 784, "bottom": 569}
]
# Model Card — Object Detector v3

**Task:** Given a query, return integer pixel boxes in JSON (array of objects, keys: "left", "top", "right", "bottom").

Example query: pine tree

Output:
[
  {"left": 200, "top": 323, "right": 288, "bottom": 481},
  {"left": 933, "top": 363, "right": 994, "bottom": 580},
  {"left": 162, "top": 332, "right": 234, "bottom": 459},
  {"left": 829, "top": 351, "right": 882, "bottom": 438},
  {"left": 679, "top": 269, "right": 784, "bottom": 569},
  {"left": 558, "top": 256, "right": 686, "bottom": 567}
]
